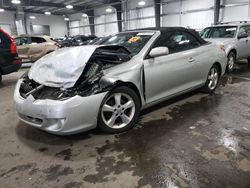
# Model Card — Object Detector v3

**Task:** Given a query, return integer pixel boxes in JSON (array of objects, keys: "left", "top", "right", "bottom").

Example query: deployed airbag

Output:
[{"left": 28, "top": 46, "right": 98, "bottom": 88}]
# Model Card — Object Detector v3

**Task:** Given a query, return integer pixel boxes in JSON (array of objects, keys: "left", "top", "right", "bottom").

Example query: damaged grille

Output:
[{"left": 20, "top": 78, "right": 62, "bottom": 100}]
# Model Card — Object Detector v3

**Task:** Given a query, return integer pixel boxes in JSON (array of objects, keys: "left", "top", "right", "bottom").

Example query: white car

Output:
[
  {"left": 14, "top": 27, "right": 227, "bottom": 135},
  {"left": 200, "top": 21, "right": 250, "bottom": 72}
]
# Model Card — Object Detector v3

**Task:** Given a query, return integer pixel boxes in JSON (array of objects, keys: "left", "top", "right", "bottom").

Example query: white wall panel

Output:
[
  {"left": 69, "top": 13, "right": 91, "bottom": 36},
  {"left": 0, "top": 11, "right": 16, "bottom": 35},
  {"left": 181, "top": 0, "right": 214, "bottom": 11},
  {"left": 94, "top": 6, "right": 118, "bottom": 37},
  {"left": 181, "top": 10, "right": 214, "bottom": 29},
  {"left": 26, "top": 13, "right": 67, "bottom": 38},
  {"left": 162, "top": 15, "right": 180, "bottom": 26},
  {"left": 162, "top": 0, "right": 215, "bottom": 29}
]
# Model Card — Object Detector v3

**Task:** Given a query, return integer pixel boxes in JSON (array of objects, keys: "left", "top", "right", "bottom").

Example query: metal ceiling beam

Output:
[
  {"left": 214, "top": 0, "right": 221, "bottom": 24},
  {"left": 1, "top": 0, "right": 123, "bottom": 14},
  {"left": 154, "top": 0, "right": 161, "bottom": 28}
]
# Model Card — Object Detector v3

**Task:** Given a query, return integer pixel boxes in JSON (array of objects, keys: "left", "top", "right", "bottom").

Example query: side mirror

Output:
[
  {"left": 149, "top": 47, "right": 169, "bottom": 58},
  {"left": 238, "top": 32, "right": 248, "bottom": 39}
]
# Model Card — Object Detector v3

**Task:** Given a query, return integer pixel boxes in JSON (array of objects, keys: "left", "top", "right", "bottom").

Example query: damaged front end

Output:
[{"left": 19, "top": 45, "right": 131, "bottom": 100}]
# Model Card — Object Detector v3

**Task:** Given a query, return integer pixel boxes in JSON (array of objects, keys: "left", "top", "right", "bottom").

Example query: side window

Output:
[
  {"left": 31, "top": 37, "right": 46, "bottom": 43},
  {"left": 239, "top": 25, "right": 250, "bottom": 37},
  {"left": 15, "top": 37, "right": 30, "bottom": 46},
  {"left": 153, "top": 31, "right": 201, "bottom": 54}
]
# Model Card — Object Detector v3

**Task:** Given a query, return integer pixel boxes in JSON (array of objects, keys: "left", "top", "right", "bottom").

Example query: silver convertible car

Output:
[{"left": 14, "top": 27, "right": 227, "bottom": 135}]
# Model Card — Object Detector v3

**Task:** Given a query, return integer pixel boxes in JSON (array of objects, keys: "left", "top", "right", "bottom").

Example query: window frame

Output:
[{"left": 145, "top": 29, "right": 203, "bottom": 59}]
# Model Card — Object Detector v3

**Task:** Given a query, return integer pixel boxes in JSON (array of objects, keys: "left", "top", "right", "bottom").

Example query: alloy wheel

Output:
[
  {"left": 228, "top": 55, "right": 235, "bottom": 70},
  {"left": 101, "top": 93, "right": 136, "bottom": 129},
  {"left": 208, "top": 67, "right": 219, "bottom": 90}
]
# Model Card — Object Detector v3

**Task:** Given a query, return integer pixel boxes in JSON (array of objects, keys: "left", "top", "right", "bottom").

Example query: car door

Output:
[
  {"left": 15, "top": 37, "right": 31, "bottom": 60},
  {"left": 143, "top": 30, "right": 202, "bottom": 104},
  {"left": 237, "top": 25, "right": 250, "bottom": 58},
  {"left": 29, "top": 37, "right": 47, "bottom": 61}
]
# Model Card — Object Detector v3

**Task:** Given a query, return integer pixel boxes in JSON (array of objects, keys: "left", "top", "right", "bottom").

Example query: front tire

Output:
[
  {"left": 202, "top": 65, "right": 220, "bottom": 93},
  {"left": 226, "top": 52, "right": 236, "bottom": 72},
  {"left": 98, "top": 86, "right": 140, "bottom": 133}
]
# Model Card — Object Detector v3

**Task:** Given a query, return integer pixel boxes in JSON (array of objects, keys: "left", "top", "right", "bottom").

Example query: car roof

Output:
[{"left": 126, "top": 26, "right": 191, "bottom": 32}]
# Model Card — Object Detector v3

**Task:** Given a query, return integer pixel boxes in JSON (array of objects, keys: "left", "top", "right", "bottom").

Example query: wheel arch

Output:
[
  {"left": 112, "top": 81, "right": 142, "bottom": 107},
  {"left": 228, "top": 49, "right": 237, "bottom": 58},
  {"left": 213, "top": 62, "right": 222, "bottom": 77}
]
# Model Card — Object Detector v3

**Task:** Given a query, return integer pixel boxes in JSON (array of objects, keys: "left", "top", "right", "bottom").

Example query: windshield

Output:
[
  {"left": 200, "top": 26, "right": 237, "bottom": 38},
  {"left": 99, "top": 32, "right": 155, "bottom": 56}
]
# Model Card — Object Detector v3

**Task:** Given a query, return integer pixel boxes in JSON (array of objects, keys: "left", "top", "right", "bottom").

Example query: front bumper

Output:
[{"left": 14, "top": 79, "right": 107, "bottom": 135}]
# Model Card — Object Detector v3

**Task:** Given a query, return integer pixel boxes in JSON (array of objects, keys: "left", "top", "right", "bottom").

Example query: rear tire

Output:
[
  {"left": 98, "top": 86, "right": 140, "bottom": 133},
  {"left": 202, "top": 65, "right": 220, "bottom": 93},
  {"left": 226, "top": 52, "right": 236, "bottom": 72}
]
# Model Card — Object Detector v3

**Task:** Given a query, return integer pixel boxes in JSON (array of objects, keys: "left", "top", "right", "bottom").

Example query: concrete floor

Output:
[{"left": 0, "top": 63, "right": 250, "bottom": 188}]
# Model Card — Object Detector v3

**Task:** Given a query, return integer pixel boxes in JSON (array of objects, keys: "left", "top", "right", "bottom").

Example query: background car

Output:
[
  {"left": 200, "top": 21, "right": 250, "bottom": 72},
  {"left": 14, "top": 27, "right": 227, "bottom": 135},
  {"left": 0, "top": 29, "right": 21, "bottom": 83},
  {"left": 14, "top": 35, "right": 59, "bottom": 63},
  {"left": 58, "top": 35, "right": 97, "bottom": 47}
]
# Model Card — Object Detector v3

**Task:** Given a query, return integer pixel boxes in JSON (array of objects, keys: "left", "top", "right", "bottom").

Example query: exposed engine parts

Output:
[{"left": 19, "top": 45, "right": 131, "bottom": 100}]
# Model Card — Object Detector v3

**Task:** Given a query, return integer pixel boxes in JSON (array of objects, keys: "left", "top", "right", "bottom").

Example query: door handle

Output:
[{"left": 188, "top": 57, "right": 195, "bottom": 62}]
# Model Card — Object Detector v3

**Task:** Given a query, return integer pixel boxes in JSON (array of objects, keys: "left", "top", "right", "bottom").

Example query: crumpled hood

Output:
[{"left": 28, "top": 45, "right": 99, "bottom": 88}]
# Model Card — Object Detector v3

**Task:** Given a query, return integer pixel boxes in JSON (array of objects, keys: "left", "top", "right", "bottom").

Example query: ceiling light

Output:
[
  {"left": 45, "top": 12, "right": 51, "bottom": 15},
  {"left": 106, "top": 8, "right": 112, "bottom": 13},
  {"left": 138, "top": 1, "right": 146, "bottom": 6},
  {"left": 66, "top": 5, "right": 73, "bottom": 9},
  {"left": 30, "top": 16, "right": 36, "bottom": 19},
  {"left": 82, "top": 13, "right": 88, "bottom": 17},
  {"left": 0, "top": 8, "right": 5, "bottom": 12},
  {"left": 64, "top": 17, "right": 69, "bottom": 21},
  {"left": 11, "top": 0, "right": 21, "bottom": 4}
]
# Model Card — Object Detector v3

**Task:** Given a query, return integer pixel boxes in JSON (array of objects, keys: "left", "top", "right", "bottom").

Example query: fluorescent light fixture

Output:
[
  {"left": 29, "top": 16, "right": 36, "bottom": 19},
  {"left": 11, "top": 0, "right": 21, "bottom": 4},
  {"left": 45, "top": 11, "right": 51, "bottom": 15},
  {"left": 0, "top": 8, "right": 5, "bottom": 12},
  {"left": 66, "top": 5, "right": 73, "bottom": 9},
  {"left": 138, "top": 1, "right": 146, "bottom": 6},
  {"left": 106, "top": 8, "right": 112, "bottom": 13},
  {"left": 64, "top": 17, "right": 69, "bottom": 21},
  {"left": 82, "top": 13, "right": 88, "bottom": 17}
]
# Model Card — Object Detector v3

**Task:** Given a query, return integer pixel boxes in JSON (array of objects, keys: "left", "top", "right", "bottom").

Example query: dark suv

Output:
[{"left": 0, "top": 29, "right": 21, "bottom": 83}]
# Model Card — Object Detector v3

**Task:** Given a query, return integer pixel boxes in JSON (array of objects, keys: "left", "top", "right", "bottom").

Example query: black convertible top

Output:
[{"left": 126, "top": 27, "right": 207, "bottom": 45}]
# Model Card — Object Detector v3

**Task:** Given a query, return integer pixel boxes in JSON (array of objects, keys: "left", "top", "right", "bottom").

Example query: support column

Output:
[
  {"left": 154, "top": 0, "right": 161, "bottom": 28},
  {"left": 113, "top": 3, "right": 123, "bottom": 32},
  {"left": 214, "top": 0, "right": 221, "bottom": 25},
  {"left": 86, "top": 10, "right": 95, "bottom": 35}
]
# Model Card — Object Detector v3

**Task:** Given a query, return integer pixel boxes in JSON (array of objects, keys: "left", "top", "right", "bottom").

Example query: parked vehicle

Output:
[
  {"left": 58, "top": 35, "right": 97, "bottom": 47},
  {"left": 14, "top": 27, "right": 227, "bottom": 135},
  {"left": 0, "top": 29, "right": 21, "bottom": 83},
  {"left": 200, "top": 21, "right": 250, "bottom": 72},
  {"left": 14, "top": 35, "right": 59, "bottom": 63}
]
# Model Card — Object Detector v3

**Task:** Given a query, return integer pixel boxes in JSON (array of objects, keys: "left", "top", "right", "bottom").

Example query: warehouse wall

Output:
[
  {"left": 94, "top": 6, "right": 118, "bottom": 37},
  {"left": 0, "top": 11, "right": 67, "bottom": 37},
  {"left": 69, "top": 13, "right": 91, "bottom": 36},
  {"left": 25, "top": 13, "right": 67, "bottom": 38},
  {"left": 162, "top": 0, "right": 214, "bottom": 30},
  {"left": 0, "top": 11, "right": 16, "bottom": 35},
  {"left": 125, "top": 0, "right": 155, "bottom": 30},
  {"left": 220, "top": 0, "right": 250, "bottom": 22}
]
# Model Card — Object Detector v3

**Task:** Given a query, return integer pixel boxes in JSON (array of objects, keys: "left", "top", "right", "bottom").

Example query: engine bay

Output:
[{"left": 19, "top": 45, "right": 131, "bottom": 100}]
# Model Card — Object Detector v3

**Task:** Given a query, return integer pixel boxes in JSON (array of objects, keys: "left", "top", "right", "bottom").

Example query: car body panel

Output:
[
  {"left": 15, "top": 35, "right": 58, "bottom": 63},
  {"left": 14, "top": 79, "right": 107, "bottom": 135},
  {"left": 14, "top": 28, "right": 227, "bottom": 135}
]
